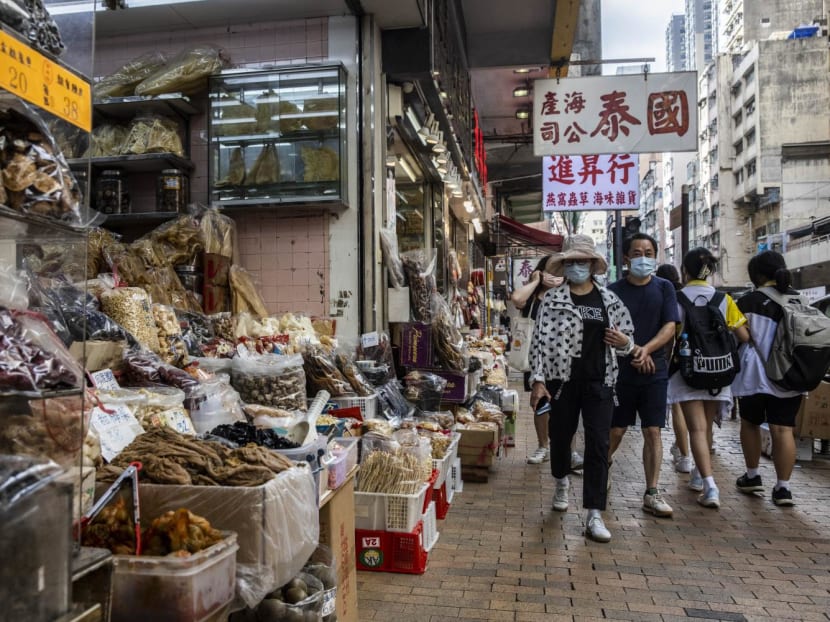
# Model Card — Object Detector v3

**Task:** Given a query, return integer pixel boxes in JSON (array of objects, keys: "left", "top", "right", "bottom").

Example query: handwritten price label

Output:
[{"left": 0, "top": 29, "right": 91, "bottom": 131}]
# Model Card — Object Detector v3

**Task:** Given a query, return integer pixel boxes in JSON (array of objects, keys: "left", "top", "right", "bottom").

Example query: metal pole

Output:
[
  {"left": 614, "top": 209, "right": 623, "bottom": 280},
  {"left": 681, "top": 184, "right": 690, "bottom": 260}
]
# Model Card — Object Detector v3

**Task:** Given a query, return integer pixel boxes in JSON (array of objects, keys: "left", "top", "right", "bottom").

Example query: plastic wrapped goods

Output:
[
  {"left": 100, "top": 287, "right": 161, "bottom": 353},
  {"left": 300, "top": 146, "right": 339, "bottom": 182},
  {"left": 245, "top": 143, "right": 280, "bottom": 186},
  {"left": 401, "top": 249, "right": 437, "bottom": 323},
  {"left": 229, "top": 265, "right": 269, "bottom": 317},
  {"left": 0, "top": 102, "right": 89, "bottom": 225},
  {"left": 121, "top": 114, "right": 184, "bottom": 157},
  {"left": 94, "top": 51, "right": 171, "bottom": 99},
  {"left": 83, "top": 124, "right": 129, "bottom": 158},
  {"left": 212, "top": 93, "right": 258, "bottom": 137},
  {"left": 135, "top": 45, "right": 227, "bottom": 96},
  {"left": 431, "top": 292, "right": 467, "bottom": 371},
  {"left": 303, "top": 346, "right": 352, "bottom": 397},
  {"left": 231, "top": 354, "right": 307, "bottom": 411},
  {"left": 199, "top": 207, "right": 236, "bottom": 258},
  {"left": 152, "top": 304, "right": 189, "bottom": 366},
  {"left": 302, "top": 98, "right": 339, "bottom": 131}
]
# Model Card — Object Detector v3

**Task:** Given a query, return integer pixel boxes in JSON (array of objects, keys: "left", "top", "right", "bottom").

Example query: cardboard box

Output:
[
  {"left": 400, "top": 323, "right": 434, "bottom": 368},
  {"left": 430, "top": 369, "right": 481, "bottom": 403},
  {"left": 318, "top": 469, "right": 358, "bottom": 622},
  {"left": 110, "top": 467, "right": 318, "bottom": 608},
  {"left": 69, "top": 340, "right": 127, "bottom": 372},
  {"left": 387, "top": 287, "right": 411, "bottom": 323},
  {"left": 798, "top": 381, "right": 830, "bottom": 439},
  {"left": 456, "top": 425, "right": 499, "bottom": 467}
]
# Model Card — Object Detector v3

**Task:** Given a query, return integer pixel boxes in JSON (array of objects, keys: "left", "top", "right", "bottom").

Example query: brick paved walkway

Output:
[{"left": 357, "top": 387, "right": 830, "bottom": 621}]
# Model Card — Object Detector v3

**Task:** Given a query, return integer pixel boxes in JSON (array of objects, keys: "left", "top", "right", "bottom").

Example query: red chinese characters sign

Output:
[
  {"left": 542, "top": 154, "right": 639, "bottom": 212},
  {"left": 533, "top": 72, "right": 697, "bottom": 156}
]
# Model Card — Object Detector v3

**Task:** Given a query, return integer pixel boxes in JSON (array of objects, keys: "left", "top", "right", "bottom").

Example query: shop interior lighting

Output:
[
  {"left": 515, "top": 108, "right": 530, "bottom": 120},
  {"left": 397, "top": 156, "right": 418, "bottom": 183},
  {"left": 385, "top": 154, "right": 397, "bottom": 168},
  {"left": 418, "top": 113, "right": 435, "bottom": 140},
  {"left": 425, "top": 119, "right": 440, "bottom": 145},
  {"left": 452, "top": 188, "right": 464, "bottom": 198},
  {"left": 432, "top": 134, "right": 447, "bottom": 154},
  {"left": 464, "top": 199, "right": 474, "bottom": 213},
  {"left": 435, "top": 159, "right": 448, "bottom": 175},
  {"left": 435, "top": 152, "right": 449, "bottom": 165},
  {"left": 513, "top": 67, "right": 533, "bottom": 74},
  {"left": 472, "top": 217, "right": 483, "bottom": 234},
  {"left": 513, "top": 84, "right": 530, "bottom": 97}
]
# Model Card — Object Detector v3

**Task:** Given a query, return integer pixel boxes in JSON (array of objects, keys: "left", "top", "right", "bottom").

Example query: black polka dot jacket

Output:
[{"left": 528, "top": 281, "right": 635, "bottom": 388}]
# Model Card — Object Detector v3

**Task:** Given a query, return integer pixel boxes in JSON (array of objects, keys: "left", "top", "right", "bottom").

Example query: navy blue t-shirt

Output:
[{"left": 608, "top": 275, "right": 679, "bottom": 384}]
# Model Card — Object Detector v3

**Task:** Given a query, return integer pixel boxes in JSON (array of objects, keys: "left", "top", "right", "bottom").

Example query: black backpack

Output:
[{"left": 675, "top": 291, "right": 741, "bottom": 393}]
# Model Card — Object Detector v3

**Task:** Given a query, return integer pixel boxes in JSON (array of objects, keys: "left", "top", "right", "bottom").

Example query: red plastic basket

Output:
[
  {"left": 355, "top": 522, "right": 427, "bottom": 575},
  {"left": 434, "top": 482, "right": 450, "bottom": 520},
  {"left": 423, "top": 469, "right": 438, "bottom": 513}
]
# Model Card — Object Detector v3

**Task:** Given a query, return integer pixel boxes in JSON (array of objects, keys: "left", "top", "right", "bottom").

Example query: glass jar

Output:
[
  {"left": 156, "top": 168, "right": 189, "bottom": 213},
  {"left": 95, "top": 169, "right": 129, "bottom": 214}
]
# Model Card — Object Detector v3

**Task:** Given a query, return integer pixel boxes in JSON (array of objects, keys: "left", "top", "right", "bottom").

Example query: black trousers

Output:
[{"left": 547, "top": 379, "right": 614, "bottom": 511}]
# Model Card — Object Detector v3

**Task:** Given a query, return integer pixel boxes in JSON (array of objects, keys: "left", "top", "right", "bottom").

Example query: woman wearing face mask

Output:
[
  {"left": 511, "top": 255, "right": 561, "bottom": 465},
  {"left": 528, "top": 235, "right": 635, "bottom": 543}
]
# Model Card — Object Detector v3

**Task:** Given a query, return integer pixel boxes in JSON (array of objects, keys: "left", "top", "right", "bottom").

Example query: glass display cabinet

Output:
[{"left": 208, "top": 64, "right": 347, "bottom": 208}]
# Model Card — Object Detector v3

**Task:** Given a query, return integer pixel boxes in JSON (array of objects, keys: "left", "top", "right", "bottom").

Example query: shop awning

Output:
[{"left": 475, "top": 214, "right": 564, "bottom": 256}]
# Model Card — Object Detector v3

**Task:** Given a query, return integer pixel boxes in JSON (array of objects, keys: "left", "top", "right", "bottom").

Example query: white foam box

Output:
[{"left": 387, "top": 287, "right": 411, "bottom": 323}]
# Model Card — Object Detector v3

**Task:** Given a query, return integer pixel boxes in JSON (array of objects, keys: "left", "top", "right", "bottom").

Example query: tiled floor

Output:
[{"left": 357, "top": 386, "right": 830, "bottom": 621}]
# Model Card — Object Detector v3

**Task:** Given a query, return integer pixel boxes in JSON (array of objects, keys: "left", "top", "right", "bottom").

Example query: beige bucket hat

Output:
[{"left": 545, "top": 234, "right": 609, "bottom": 277}]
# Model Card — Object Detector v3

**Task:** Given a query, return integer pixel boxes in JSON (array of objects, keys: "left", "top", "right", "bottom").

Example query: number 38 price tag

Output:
[{"left": 0, "top": 29, "right": 91, "bottom": 131}]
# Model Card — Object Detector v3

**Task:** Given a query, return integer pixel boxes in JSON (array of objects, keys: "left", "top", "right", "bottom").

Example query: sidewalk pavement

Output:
[{"left": 357, "top": 387, "right": 830, "bottom": 621}]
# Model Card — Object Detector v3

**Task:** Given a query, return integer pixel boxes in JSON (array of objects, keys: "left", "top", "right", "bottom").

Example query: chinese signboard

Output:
[
  {"left": 533, "top": 72, "right": 697, "bottom": 156},
  {"left": 542, "top": 154, "right": 639, "bottom": 211},
  {"left": 512, "top": 256, "right": 546, "bottom": 288},
  {"left": 0, "top": 29, "right": 91, "bottom": 131}
]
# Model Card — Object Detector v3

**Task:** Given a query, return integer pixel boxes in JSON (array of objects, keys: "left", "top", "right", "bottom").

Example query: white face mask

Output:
[
  {"left": 629, "top": 256, "right": 656, "bottom": 278},
  {"left": 564, "top": 263, "right": 592, "bottom": 284}
]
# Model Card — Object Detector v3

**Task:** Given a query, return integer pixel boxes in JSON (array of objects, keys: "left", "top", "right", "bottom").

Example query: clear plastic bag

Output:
[
  {"left": 100, "top": 287, "right": 161, "bottom": 353},
  {"left": 402, "top": 370, "right": 447, "bottom": 411},
  {"left": 304, "top": 545, "right": 337, "bottom": 622},
  {"left": 187, "top": 374, "right": 245, "bottom": 435},
  {"left": 431, "top": 292, "right": 467, "bottom": 371},
  {"left": 121, "top": 114, "right": 184, "bottom": 157},
  {"left": 379, "top": 225, "right": 405, "bottom": 288},
  {"left": 231, "top": 354, "right": 307, "bottom": 411},
  {"left": 121, "top": 350, "right": 200, "bottom": 397},
  {"left": 177, "top": 310, "right": 214, "bottom": 357},
  {"left": 82, "top": 123, "right": 129, "bottom": 158},
  {"left": 401, "top": 249, "right": 437, "bottom": 323},
  {"left": 334, "top": 347, "right": 374, "bottom": 397},
  {"left": 49, "top": 282, "right": 127, "bottom": 343},
  {"left": 254, "top": 571, "right": 324, "bottom": 621},
  {"left": 303, "top": 346, "right": 352, "bottom": 397},
  {"left": 374, "top": 380, "right": 412, "bottom": 424},
  {"left": 230, "top": 265, "right": 269, "bottom": 317},
  {"left": 0, "top": 262, "right": 28, "bottom": 310},
  {"left": 355, "top": 331, "right": 397, "bottom": 385},
  {"left": 94, "top": 51, "right": 171, "bottom": 99},
  {"left": 0, "top": 100, "right": 97, "bottom": 227},
  {"left": 151, "top": 304, "right": 189, "bottom": 367},
  {"left": 199, "top": 206, "right": 236, "bottom": 258},
  {"left": 135, "top": 44, "right": 227, "bottom": 96}
]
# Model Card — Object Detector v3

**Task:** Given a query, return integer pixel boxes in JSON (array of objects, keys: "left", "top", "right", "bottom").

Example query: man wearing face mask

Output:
[
  {"left": 607, "top": 233, "right": 679, "bottom": 517},
  {"left": 529, "top": 234, "right": 635, "bottom": 543}
]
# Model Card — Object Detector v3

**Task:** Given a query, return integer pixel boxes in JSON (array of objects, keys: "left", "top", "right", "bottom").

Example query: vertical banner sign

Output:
[
  {"left": 542, "top": 154, "right": 639, "bottom": 211},
  {"left": 533, "top": 72, "right": 698, "bottom": 156},
  {"left": 512, "top": 256, "right": 546, "bottom": 288}
]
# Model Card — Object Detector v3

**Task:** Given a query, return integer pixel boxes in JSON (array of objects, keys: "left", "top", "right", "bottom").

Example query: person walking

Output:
[
  {"left": 608, "top": 234, "right": 679, "bottom": 518},
  {"left": 528, "top": 234, "right": 635, "bottom": 542},
  {"left": 512, "top": 259, "right": 585, "bottom": 469},
  {"left": 732, "top": 251, "right": 803, "bottom": 506},
  {"left": 511, "top": 256, "right": 558, "bottom": 465},
  {"left": 667, "top": 248, "right": 750, "bottom": 509},
  {"left": 656, "top": 263, "right": 693, "bottom": 474}
]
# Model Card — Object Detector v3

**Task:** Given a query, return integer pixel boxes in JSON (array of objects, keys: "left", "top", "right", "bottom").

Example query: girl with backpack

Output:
[
  {"left": 732, "top": 251, "right": 803, "bottom": 506},
  {"left": 667, "top": 248, "right": 750, "bottom": 509}
]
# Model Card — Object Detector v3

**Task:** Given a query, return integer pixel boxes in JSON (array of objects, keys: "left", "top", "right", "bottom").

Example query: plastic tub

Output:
[
  {"left": 110, "top": 532, "right": 238, "bottom": 622},
  {"left": 274, "top": 435, "right": 328, "bottom": 470},
  {"left": 324, "top": 437, "right": 359, "bottom": 491},
  {"left": 354, "top": 483, "right": 430, "bottom": 532}
]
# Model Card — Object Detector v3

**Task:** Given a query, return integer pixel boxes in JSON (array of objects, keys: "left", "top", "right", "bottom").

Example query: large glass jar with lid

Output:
[
  {"left": 95, "top": 169, "right": 130, "bottom": 214},
  {"left": 156, "top": 169, "right": 189, "bottom": 213}
]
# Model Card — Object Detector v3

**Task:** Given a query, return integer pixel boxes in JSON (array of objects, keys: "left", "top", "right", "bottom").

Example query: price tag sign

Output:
[
  {"left": 360, "top": 331, "right": 379, "bottom": 349},
  {"left": 0, "top": 29, "right": 91, "bottom": 132},
  {"left": 90, "top": 405, "right": 144, "bottom": 462},
  {"left": 91, "top": 368, "right": 120, "bottom": 390}
]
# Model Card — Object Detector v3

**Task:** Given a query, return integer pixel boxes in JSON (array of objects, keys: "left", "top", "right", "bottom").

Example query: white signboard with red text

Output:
[
  {"left": 512, "top": 256, "right": 546, "bottom": 288},
  {"left": 542, "top": 154, "right": 639, "bottom": 211},
  {"left": 533, "top": 72, "right": 698, "bottom": 156}
]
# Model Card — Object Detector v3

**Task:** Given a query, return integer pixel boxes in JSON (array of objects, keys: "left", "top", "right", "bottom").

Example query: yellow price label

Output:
[{"left": 0, "top": 29, "right": 91, "bottom": 132}]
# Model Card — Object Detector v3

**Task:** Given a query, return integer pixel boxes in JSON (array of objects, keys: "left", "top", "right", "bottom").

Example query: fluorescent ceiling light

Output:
[
  {"left": 398, "top": 156, "right": 418, "bottom": 183},
  {"left": 472, "top": 218, "right": 483, "bottom": 234},
  {"left": 464, "top": 200, "right": 474, "bottom": 213},
  {"left": 513, "top": 85, "right": 530, "bottom": 97},
  {"left": 516, "top": 108, "right": 530, "bottom": 120},
  {"left": 513, "top": 68, "right": 532, "bottom": 74},
  {"left": 432, "top": 136, "right": 447, "bottom": 154},
  {"left": 435, "top": 152, "right": 449, "bottom": 165},
  {"left": 385, "top": 155, "right": 397, "bottom": 168}
]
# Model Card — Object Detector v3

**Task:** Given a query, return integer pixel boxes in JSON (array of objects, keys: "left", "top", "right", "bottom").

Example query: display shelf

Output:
[
  {"left": 92, "top": 94, "right": 199, "bottom": 121},
  {"left": 0, "top": 204, "right": 90, "bottom": 237},
  {"left": 102, "top": 210, "right": 179, "bottom": 227},
  {"left": 209, "top": 64, "right": 348, "bottom": 207},
  {"left": 67, "top": 153, "right": 194, "bottom": 173}
]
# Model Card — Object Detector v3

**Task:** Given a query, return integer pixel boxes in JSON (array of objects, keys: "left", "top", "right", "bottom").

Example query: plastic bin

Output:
[
  {"left": 432, "top": 451, "right": 453, "bottom": 489},
  {"left": 355, "top": 522, "right": 427, "bottom": 574},
  {"left": 422, "top": 501, "right": 439, "bottom": 552},
  {"left": 354, "top": 483, "right": 429, "bottom": 532},
  {"left": 434, "top": 482, "right": 450, "bottom": 519},
  {"left": 450, "top": 458, "right": 463, "bottom": 495},
  {"left": 324, "top": 437, "right": 359, "bottom": 491},
  {"left": 327, "top": 394, "right": 378, "bottom": 419},
  {"left": 274, "top": 435, "right": 328, "bottom": 470},
  {"left": 110, "top": 532, "right": 238, "bottom": 622}
]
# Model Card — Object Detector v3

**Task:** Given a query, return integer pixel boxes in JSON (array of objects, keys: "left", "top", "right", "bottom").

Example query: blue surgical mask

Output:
[
  {"left": 629, "top": 256, "right": 657, "bottom": 278},
  {"left": 564, "top": 263, "right": 592, "bottom": 284}
]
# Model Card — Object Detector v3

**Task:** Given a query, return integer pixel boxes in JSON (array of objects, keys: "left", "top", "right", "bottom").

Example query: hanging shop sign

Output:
[
  {"left": 542, "top": 154, "right": 639, "bottom": 212},
  {"left": 533, "top": 72, "right": 697, "bottom": 157},
  {"left": 512, "top": 256, "right": 546, "bottom": 288},
  {"left": 0, "top": 29, "right": 91, "bottom": 131}
]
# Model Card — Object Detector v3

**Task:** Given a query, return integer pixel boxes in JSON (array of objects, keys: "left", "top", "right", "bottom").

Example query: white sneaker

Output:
[
  {"left": 552, "top": 482, "right": 569, "bottom": 511},
  {"left": 688, "top": 468, "right": 704, "bottom": 492},
  {"left": 670, "top": 444, "right": 681, "bottom": 461},
  {"left": 642, "top": 491, "right": 673, "bottom": 517},
  {"left": 570, "top": 451, "right": 584, "bottom": 471},
  {"left": 527, "top": 447, "right": 549, "bottom": 464},
  {"left": 674, "top": 456, "right": 693, "bottom": 474},
  {"left": 585, "top": 514, "right": 611, "bottom": 542}
]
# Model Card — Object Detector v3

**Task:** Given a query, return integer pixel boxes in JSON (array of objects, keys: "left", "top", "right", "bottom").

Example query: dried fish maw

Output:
[
  {"left": 32, "top": 171, "right": 61, "bottom": 194},
  {"left": 254, "top": 143, "right": 279, "bottom": 185},
  {"left": 3, "top": 153, "right": 37, "bottom": 191}
]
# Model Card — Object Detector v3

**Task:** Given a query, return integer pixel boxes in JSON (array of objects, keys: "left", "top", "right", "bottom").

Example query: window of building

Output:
[
  {"left": 733, "top": 110, "right": 742, "bottom": 127},
  {"left": 744, "top": 96, "right": 755, "bottom": 116},
  {"left": 755, "top": 225, "right": 767, "bottom": 239},
  {"left": 745, "top": 128, "right": 756, "bottom": 147},
  {"left": 746, "top": 158, "right": 757, "bottom": 178},
  {"left": 769, "top": 220, "right": 780, "bottom": 234},
  {"left": 735, "top": 169, "right": 744, "bottom": 184},
  {"left": 744, "top": 65, "right": 755, "bottom": 85},
  {"left": 734, "top": 140, "right": 743, "bottom": 156},
  {"left": 712, "top": 203, "right": 720, "bottom": 218}
]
